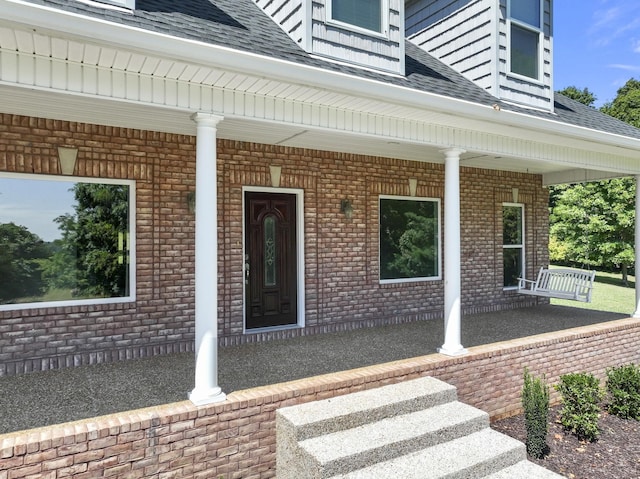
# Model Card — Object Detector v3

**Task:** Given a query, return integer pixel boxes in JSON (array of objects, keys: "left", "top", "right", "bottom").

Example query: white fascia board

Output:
[{"left": 2, "top": 0, "right": 640, "bottom": 153}]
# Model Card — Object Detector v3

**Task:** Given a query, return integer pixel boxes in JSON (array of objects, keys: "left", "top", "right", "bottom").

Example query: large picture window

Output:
[
  {"left": 330, "top": 0, "right": 383, "bottom": 33},
  {"left": 0, "top": 174, "right": 135, "bottom": 310},
  {"left": 509, "top": 0, "right": 542, "bottom": 80},
  {"left": 503, "top": 204, "right": 524, "bottom": 288},
  {"left": 379, "top": 196, "right": 440, "bottom": 282}
]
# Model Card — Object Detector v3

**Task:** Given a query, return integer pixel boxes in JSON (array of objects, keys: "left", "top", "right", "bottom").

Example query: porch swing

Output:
[
  {"left": 517, "top": 267, "right": 595, "bottom": 302},
  {"left": 517, "top": 220, "right": 596, "bottom": 303}
]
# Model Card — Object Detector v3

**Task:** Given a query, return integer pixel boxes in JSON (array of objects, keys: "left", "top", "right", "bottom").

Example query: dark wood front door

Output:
[{"left": 245, "top": 192, "right": 297, "bottom": 329}]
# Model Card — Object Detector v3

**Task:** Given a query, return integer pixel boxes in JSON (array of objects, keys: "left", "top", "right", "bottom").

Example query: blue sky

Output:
[{"left": 554, "top": 1, "right": 640, "bottom": 107}]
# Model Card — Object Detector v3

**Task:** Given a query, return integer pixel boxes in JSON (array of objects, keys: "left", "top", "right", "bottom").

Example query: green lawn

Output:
[{"left": 550, "top": 267, "right": 636, "bottom": 315}]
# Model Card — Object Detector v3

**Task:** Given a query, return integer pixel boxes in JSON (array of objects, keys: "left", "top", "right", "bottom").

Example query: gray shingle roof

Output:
[{"left": 21, "top": 0, "right": 640, "bottom": 141}]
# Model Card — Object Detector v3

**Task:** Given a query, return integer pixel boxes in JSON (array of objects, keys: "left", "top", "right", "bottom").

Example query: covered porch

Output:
[{"left": 0, "top": 304, "right": 630, "bottom": 435}]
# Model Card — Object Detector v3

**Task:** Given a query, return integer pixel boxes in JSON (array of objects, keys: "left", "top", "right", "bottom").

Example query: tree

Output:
[
  {"left": 601, "top": 78, "right": 640, "bottom": 127},
  {"left": 0, "top": 223, "right": 49, "bottom": 302},
  {"left": 54, "top": 183, "right": 130, "bottom": 298},
  {"left": 557, "top": 86, "right": 597, "bottom": 107},
  {"left": 550, "top": 178, "right": 635, "bottom": 283},
  {"left": 549, "top": 81, "right": 640, "bottom": 283}
]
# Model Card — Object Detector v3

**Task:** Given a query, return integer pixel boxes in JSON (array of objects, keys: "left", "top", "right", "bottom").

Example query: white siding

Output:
[
  {"left": 254, "top": 0, "right": 305, "bottom": 47},
  {"left": 311, "top": 0, "right": 405, "bottom": 75},
  {"left": 497, "top": 0, "right": 552, "bottom": 110},
  {"left": 408, "top": 1, "right": 496, "bottom": 92},
  {"left": 407, "top": 0, "right": 554, "bottom": 111}
]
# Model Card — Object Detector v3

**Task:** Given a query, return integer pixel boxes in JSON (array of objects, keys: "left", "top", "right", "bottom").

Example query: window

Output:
[
  {"left": 329, "top": 0, "right": 383, "bottom": 33},
  {"left": 379, "top": 196, "right": 440, "bottom": 282},
  {"left": 503, "top": 204, "right": 524, "bottom": 288},
  {"left": 0, "top": 174, "right": 135, "bottom": 310},
  {"left": 509, "top": 0, "right": 542, "bottom": 80},
  {"left": 511, "top": 1, "right": 540, "bottom": 28}
]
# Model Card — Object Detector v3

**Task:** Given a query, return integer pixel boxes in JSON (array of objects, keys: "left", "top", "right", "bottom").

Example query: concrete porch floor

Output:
[{"left": 0, "top": 304, "right": 628, "bottom": 435}]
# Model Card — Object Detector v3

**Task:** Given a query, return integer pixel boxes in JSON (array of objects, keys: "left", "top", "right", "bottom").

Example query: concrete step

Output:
[
  {"left": 329, "top": 428, "right": 526, "bottom": 479},
  {"left": 296, "top": 401, "right": 489, "bottom": 477},
  {"left": 276, "top": 376, "right": 562, "bottom": 479},
  {"left": 277, "top": 376, "right": 457, "bottom": 442},
  {"left": 484, "top": 460, "right": 564, "bottom": 478}
]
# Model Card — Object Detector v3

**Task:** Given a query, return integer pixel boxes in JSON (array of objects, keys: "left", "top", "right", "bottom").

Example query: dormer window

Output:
[
  {"left": 509, "top": 0, "right": 542, "bottom": 80},
  {"left": 328, "top": 0, "right": 385, "bottom": 34}
]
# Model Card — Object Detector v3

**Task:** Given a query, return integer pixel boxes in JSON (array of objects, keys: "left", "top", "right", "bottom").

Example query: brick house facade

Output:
[
  {"left": 0, "top": 113, "right": 548, "bottom": 375},
  {"left": 2, "top": 0, "right": 640, "bottom": 408}
]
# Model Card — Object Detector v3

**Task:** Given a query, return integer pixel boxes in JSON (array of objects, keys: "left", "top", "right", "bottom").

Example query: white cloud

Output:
[
  {"left": 589, "top": 3, "right": 640, "bottom": 46},
  {"left": 608, "top": 63, "right": 640, "bottom": 72}
]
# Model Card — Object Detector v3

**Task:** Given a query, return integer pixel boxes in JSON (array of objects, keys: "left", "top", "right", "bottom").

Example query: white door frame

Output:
[{"left": 242, "top": 186, "right": 305, "bottom": 333}]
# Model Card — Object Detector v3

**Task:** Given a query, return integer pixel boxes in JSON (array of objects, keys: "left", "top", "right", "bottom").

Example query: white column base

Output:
[
  {"left": 437, "top": 345, "right": 468, "bottom": 356},
  {"left": 189, "top": 331, "right": 226, "bottom": 406},
  {"left": 189, "top": 387, "right": 226, "bottom": 406}
]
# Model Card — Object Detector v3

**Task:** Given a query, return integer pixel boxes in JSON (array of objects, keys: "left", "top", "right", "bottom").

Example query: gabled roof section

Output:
[
  {"left": 20, "top": 0, "right": 500, "bottom": 105},
  {"left": 12, "top": 0, "right": 640, "bottom": 142}
]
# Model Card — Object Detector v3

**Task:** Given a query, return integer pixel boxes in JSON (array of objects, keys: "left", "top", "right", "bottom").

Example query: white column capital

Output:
[
  {"left": 190, "top": 112, "right": 224, "bottom": 128},
  {"left": 440, "top": 148, "right": 466, "bottom": 160}
]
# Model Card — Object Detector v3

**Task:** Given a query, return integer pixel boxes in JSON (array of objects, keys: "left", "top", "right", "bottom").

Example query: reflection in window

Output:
[
  {"left": 380, "top": 197, "right": 440, "bottom": 281},
  {"left": 0, "top": 175, "right": 134, "bottom": 308},
  {"left": 503, "top": 204, "right": 524, "bottom": 287},
  {"left": 331, "top": 0, "right": 383, "bottom": 33}
]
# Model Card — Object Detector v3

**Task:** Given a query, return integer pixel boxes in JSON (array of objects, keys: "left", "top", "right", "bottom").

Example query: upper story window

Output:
[
  {"left": 509, "top": 0, "right": 542, "bottom": 80},
  {"left": 329, "top": 0, "right": 384, "bottom": 34}
]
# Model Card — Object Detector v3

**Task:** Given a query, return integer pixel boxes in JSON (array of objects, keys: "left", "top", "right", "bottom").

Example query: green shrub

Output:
[
  {"left": 555, "top": 372, "right": 603, "bottom": 442},
  {"left": 521, "top": 368, "right": 550, "bottom": 458},
  {"left": 606, "top": 364, "right": 640, "bottom": 420}
]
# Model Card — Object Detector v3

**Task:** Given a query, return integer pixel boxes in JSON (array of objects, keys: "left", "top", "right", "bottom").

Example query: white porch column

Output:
[
  {"left": 634, "top": 175, "right": 640, "bottom": 318},
  {"left": 438, "top": 148, "right": 468, "bottom": 356},
  {"left": 189, "top": 112, "right": 226, "bottom": 405}
]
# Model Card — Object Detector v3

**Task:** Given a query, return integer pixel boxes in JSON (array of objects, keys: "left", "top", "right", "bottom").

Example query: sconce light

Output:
[
  {"left": 340, "top": 199, "right": 354, "bottom": 220},
  {"left": 187, "top": 191, "right": 196, "bottom": 214},
  {"left": 57, "top": 146, "right": 78, "bottom": 175}
]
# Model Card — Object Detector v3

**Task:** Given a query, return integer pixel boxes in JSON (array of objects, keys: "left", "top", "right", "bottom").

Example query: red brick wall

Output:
[
  {"left": 1, "top": 318, "right": 638, "bottom": 479},
  {"left": 0, "top": 114, "right": 548, "bottom": 374}
]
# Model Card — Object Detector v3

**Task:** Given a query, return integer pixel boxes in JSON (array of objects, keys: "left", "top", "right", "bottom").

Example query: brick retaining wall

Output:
[{"left": 2, "top": 317, "right": 639, "bottom": 478}]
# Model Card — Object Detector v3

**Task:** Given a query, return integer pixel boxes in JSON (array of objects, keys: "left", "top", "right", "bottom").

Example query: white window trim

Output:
[
  {"left": 0, "top": 173, "right": 136, "bottom": 311},
  {"left": 507, "top": 0, "right": 544, "bottom": 83},
  {"left": 326, "top": 0, "right": 390, "bottom": 38},
  {"left": 379, "top": 194, "right": 442, "bottom": 284},
  {"left": 241, "top": 186, "right": 306, "bottom": 334},
  {"left": 503, "top": 202, "right": 525, "bottom": 290}
]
